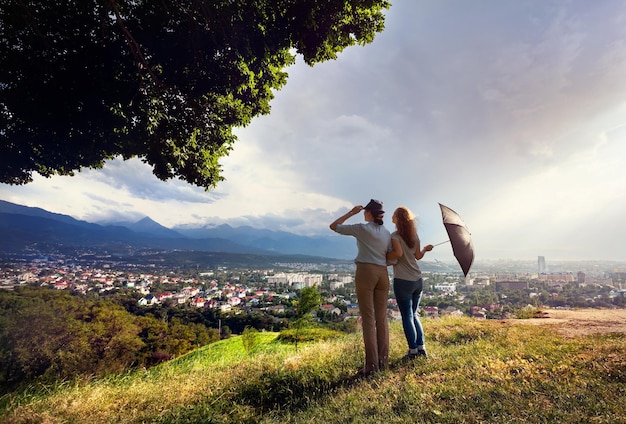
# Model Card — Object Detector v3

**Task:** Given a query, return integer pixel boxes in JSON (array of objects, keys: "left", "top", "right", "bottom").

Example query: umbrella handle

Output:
[{"left": 432, "top": 240, "right": 450, "bottom": 247}]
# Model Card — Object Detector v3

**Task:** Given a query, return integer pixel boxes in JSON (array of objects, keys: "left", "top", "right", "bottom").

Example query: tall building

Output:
[{"left": 538, "top": 256, "right": 546, "bottom": 273}]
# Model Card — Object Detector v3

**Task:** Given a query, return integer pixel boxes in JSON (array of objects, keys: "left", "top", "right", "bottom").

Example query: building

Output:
[
  {"left": 329, "top": 274, "right": 352, "bottom": 290},
  {"left": 538, "top": 273, "right": 575, "bottom": 283},
  {"left": 441, "top": 306, "right": 464, "bottom": 316},
  {"left": 266, "top": 272, "right": 323, "bottom": 288},
  {"left": 423, "top": 306, "right": 439, "bottom": 318},
  {"left": 538, "top": 256, "right": 546, "bottom": 273},
  {"left": 434, "top": 282, "right": 457, "bottom": 293},
  {"left": 266, "top": 274, "right": 289, "bottom": 286}
]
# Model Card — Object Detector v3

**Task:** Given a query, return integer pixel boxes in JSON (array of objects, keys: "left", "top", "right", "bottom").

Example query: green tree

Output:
[
  {"left": 0, "top": 0, "right": 390, "bottom": 187},
  {"left": 136, "top": 315, "right": 172, "bottom": 365},
  {"left": 221, "top": 324, "right": 232, "bottom": 339},
  {"left": 292, "top": 285, "right": 322, "bottom": 351},
  {"left": 0, "top": 287, "right": 218, "bottom": 391},
  {"left": 164, "top": 318, "right": 196, "bottom": 356},
  {"left": 0, "top": 304, "right": 76, "bottom": 386},
  {"left": 86, "top": 303, "right": 145, "bottom": 373},
  {"left": 241, "top": 326, "right": 260, "bottom": 355}
]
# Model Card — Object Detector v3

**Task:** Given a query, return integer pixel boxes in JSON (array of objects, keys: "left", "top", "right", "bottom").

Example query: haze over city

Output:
[{"left": 2, "top": 1, "right": 626, "bottom": 262}]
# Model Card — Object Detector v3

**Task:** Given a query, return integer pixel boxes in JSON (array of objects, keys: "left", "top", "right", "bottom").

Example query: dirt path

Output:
[{"left": 508, "top": 308, "right": 626, "bottom": 338}]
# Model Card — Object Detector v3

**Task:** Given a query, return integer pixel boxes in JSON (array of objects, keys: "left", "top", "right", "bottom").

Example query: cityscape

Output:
[{"left": 2, "top": 250, "right": 625, "bottom": 327}]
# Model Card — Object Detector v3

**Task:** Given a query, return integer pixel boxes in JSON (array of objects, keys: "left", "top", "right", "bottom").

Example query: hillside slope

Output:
[{"left": 1, "top": 311, "right": 625, "bottom": 423}]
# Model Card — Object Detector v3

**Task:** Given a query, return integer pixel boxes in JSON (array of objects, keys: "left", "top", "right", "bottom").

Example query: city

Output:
[{"left": 2, "top": 252, "right": 625, "bottom": 327}]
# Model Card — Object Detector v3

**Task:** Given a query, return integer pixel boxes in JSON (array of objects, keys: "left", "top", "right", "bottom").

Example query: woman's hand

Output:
[{"left": 415, "top": 243, "right": 433, "bottom": 260}]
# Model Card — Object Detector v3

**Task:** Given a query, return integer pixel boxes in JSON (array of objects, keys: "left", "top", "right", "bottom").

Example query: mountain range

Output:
[{"left": 0, "top": 200, "right": 355, "bottom": 259}]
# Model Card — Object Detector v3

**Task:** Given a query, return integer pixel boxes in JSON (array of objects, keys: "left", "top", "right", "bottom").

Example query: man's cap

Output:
[{"left": 364, "top": 199, "right": 384, "bottom": 214}]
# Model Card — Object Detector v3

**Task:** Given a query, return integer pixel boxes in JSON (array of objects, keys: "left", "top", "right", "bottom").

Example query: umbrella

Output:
[{"left": 435, "top": 203, "right": 474, "bottom": 277}]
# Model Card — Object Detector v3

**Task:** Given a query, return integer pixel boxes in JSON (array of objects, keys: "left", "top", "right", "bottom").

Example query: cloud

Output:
[{"left": 82, "top": 158, "right": 225, "bottom": 204}]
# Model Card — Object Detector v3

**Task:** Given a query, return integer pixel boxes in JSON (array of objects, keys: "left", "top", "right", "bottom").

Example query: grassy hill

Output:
[{"left": 1, "top": 315, "right": 625, "bottom": 423}]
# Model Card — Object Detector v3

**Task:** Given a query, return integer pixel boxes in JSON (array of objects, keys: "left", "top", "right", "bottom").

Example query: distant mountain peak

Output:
[
  {"left": 135, "top": 216, "right": 159, "bottom": 225},
  {"left": 128, "top": 217, "right": 184, "bottom": 239}
]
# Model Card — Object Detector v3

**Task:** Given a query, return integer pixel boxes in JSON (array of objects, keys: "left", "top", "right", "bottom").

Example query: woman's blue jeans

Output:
[{"left": 393, "top": 277, "right": 425, "bottom": 349}]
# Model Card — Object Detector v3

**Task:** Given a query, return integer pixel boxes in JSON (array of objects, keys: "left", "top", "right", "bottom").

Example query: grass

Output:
[{"left": 1, "top": 316, "right": 625, "bottom": 423}]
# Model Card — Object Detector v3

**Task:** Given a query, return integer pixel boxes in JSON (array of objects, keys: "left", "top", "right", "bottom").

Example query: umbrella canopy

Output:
[{"left": 439, "top": 203, "right": 474, "bottom": 277}]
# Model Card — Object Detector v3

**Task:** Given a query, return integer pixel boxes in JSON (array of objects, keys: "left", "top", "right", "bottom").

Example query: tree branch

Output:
[{"left": 105, "top": 0, "right": 165, "bottom": 88}]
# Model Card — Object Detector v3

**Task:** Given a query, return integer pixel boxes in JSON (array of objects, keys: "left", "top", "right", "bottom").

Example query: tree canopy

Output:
[{"left": 0, "top": 0, "right": 390, "bottom": 188}]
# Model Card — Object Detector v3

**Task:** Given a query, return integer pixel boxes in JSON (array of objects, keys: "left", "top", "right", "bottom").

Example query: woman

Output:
[
  {"left": 387, "top": 206, "right": 433, "bottom": 359},
  {"left": 330, "top": 199, "right": 391, "bottom": 375}
]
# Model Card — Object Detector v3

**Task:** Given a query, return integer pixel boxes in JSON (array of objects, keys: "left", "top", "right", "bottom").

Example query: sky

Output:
[{"left": 2, "top": 0, "right": 626, "bottom": 262}]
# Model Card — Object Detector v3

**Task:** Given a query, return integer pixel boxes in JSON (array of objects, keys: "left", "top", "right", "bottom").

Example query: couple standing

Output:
[{"left": 330, "top": 199, "right": 433, "bottom": 375}]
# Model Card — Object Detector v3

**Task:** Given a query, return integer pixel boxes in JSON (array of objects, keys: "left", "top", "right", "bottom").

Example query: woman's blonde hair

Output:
[{"left": 394, "top": 206, "right": 417, "bottom": 249}]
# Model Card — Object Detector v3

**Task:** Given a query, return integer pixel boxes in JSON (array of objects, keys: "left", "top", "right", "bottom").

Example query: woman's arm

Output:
[
  {"left": 386, "top": 238, "right": 404, "bottom": 261},
  {"left": 330, "top": 205, "right": 363, "bottom": 232},
  {"left": 414, "top": 243, "right": 433, "bottom": 260}
]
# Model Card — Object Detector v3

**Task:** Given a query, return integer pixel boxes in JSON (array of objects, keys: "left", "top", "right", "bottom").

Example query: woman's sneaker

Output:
[{"left": 403, "top": 349, "right": 428, "bottom": 361}]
